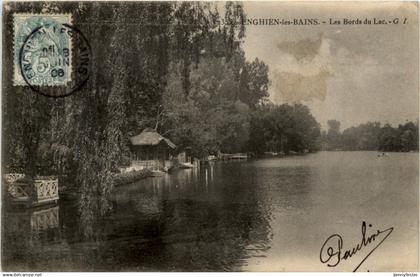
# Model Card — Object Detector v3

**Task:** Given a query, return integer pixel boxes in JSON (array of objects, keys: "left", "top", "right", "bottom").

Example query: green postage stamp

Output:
[{"left": 13, "top": 14, "right": 72, "bottom": 86}]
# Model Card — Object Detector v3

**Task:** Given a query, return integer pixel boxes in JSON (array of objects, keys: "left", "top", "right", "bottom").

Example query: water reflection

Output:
[
  {"left": 102, "top": 162, "right": 272, "bottom": 271},
  {"left": 3, "top": 152, "right": 417, "bottom": 271},
  {"left": 3, "top": 161, "right": 272, "bottom": 271},
  {"left": 3, "top": 204, "right": 61, "bottom": 270}
]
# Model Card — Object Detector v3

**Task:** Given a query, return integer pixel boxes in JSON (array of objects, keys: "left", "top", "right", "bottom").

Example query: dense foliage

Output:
[
  {"left": 5, "top": 2, "right": 318, "bottom": 167},
  {"left": 3, "top": 2, "right": 285, "bottom": 233},
  {"left": 248, "top": 103, "right": 321, "bottom": 154}
]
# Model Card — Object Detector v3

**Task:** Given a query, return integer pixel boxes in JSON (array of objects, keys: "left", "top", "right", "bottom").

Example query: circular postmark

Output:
[{"left": 19, "top": 22, "right": 91, "bottom": 98}]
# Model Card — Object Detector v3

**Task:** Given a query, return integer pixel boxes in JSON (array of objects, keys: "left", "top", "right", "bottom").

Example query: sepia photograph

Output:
[{"left": 1, "top": 1, "right": 419, "bottom": 273}]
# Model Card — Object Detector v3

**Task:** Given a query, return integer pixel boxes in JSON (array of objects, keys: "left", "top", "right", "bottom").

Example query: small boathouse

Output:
[{"left": 129, "top": 128, "right": 176, "bottom": 171}]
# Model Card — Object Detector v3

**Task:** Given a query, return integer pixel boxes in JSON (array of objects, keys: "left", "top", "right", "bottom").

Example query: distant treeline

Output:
[{"left": 320, "top": 120, "right": 419, "bottom": 152}]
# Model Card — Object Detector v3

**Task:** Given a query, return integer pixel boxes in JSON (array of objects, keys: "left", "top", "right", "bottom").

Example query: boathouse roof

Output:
[{"left": 130, "top": 128, "right": 176, "bottom": 149}]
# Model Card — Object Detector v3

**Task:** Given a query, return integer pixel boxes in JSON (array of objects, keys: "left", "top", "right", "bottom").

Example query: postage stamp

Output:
[{"left": 13, "top": 14, "right": 72, "bottom": 86}]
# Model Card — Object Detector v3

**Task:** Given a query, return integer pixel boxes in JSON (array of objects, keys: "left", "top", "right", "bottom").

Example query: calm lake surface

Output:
[{"left": 2, "top": 152, "right": 418, "bottom": 271}]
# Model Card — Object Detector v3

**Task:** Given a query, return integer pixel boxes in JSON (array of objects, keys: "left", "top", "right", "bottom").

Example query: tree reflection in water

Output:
[
  {"left": 3, "top": 162, "right": 272, "bottom": 271},
  {"left": 98, "top": 162, "right": 273, "bottom": 271}
]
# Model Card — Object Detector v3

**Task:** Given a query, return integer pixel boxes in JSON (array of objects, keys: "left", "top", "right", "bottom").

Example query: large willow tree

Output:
[{"left": 3, "top": 1, "right": 255, "bottom": 238}]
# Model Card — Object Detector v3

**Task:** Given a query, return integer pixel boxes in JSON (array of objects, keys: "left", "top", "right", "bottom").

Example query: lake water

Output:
[{"left": 2, "top": 152, "right": 418, "bottom": 271}]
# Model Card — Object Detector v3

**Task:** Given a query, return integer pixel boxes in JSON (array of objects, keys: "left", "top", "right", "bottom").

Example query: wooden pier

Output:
[{"left": 219, "top": 153, "right": 249, "bottom": 160}]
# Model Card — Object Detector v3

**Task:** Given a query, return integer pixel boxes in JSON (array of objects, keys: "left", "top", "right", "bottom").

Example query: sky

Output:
[{"left": 242, "top": 1, "right": 419, "bottom": 129}]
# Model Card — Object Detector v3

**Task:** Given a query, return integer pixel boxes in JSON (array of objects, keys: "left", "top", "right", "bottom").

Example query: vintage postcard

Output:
[{"left": 1, "top": 1, "right": 419, "bottom": 273}]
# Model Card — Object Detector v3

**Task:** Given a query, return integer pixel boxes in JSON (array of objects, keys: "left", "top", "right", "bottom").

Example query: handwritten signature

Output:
[{"left": 319, "top": 221, "right": 393, "bottom": 272}]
